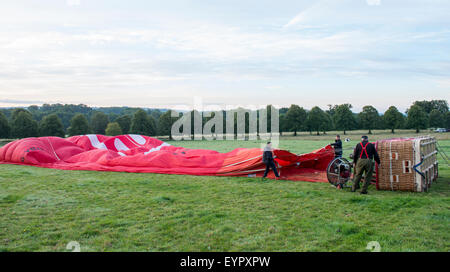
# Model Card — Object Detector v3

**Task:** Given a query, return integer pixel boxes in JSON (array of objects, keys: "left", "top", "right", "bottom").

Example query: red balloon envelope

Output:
[{"left": 0, "top": 135, "right": 334, "bottom": 182}]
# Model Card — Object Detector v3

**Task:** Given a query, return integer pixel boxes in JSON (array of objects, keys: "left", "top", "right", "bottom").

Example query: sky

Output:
[{"left": 0, "top": 0, "right": 449, "bottom": 112}]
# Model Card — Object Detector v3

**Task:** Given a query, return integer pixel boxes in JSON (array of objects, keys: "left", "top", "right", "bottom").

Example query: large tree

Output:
[
  {"left": 407, "top": 104, "right": 428, "bottom": 133},
  {"left": 358, "top": 105, "right": 380, "bottom": 134},
  {"left": 265, "top": 104, "right": 274, "bottom": 133},
  {"left": 383, "top": 106, "right": 404, "bottom": 133},
  {"left": 39, "top": 114, "right": 65, "bottom": 137},
  {"left": 333, "top": 104, "right": 356, "bottom": 135},
  {"left": 429, "top": 109, "right": 444, "bottom": 128},
  {"left": 0, "top": 111, "right": 11, "bottom": 138},
  {"left": 306, "top": 106, "right": 328, "bottom": 135},
  {"left": 150, "top": 109, "right": 162, "bottom": 122},
  {"left": 321, "top": 112, "right": 333, "bottom": 134},
  {"left": 90, "top": 111, "right": 109, "bottom": 134},
  {"left": 279, "top": 113, "right": 288, "bottom": 136},
  {"left": 105, "top": 122, "right": 123, "bottom": 136},
  {"left": 115, "top": 115, "right": 132, "bottom": 134},
  {"left": 11, "top": 108, "right": 32, "bottom": 121},
  {"left": 148, "top": 115, "right": 158, "bottom": 136},
  {"left": 130, "top": 109, "right": 156, "bottom": 136},
  {"left": 11, "top": 111, "right": 39, "bottom": 138},
  {"left": 108, "top": 113, "right": 119, "bottom": 123},
  {"left": 158, "top": 110, "right": 175, "bottom": 139},
  {"left": 286, "top": 105, "right": 307, "bottom": 136},
  {"left": 279, "top": 107, "right": 289, "bottom": 136},
  {"left": 68, "top": 114, "right": 90, "bottom": 136},
  {"left": 412, "top": 100, "right": 448, "bottom": 114},
  {"left": 446, "top": 111, "right": 450, "bottom": 129}
]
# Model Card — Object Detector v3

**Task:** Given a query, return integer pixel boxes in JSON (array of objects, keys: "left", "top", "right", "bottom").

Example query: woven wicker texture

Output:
[{"left": 376, "top": 137, "right": 437, "bottom": 192}]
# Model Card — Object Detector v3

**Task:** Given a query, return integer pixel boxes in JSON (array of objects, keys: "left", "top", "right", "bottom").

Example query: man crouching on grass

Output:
[{"left": 262, "top": 141, "right": 280, "bottom": 180}]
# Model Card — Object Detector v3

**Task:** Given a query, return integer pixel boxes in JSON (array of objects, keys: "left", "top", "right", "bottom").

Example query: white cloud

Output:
[
  {"left": 66, "top": 0, "right": 81, "bottom": 7},
  {"left": 0, "top": 26, "right": 376, "bottom": 63},
  {"left": 283, "top": 1, "right": 325, "bottom": 28},
  {"left": 366, "top": 0, "right": 381, "bottom": 6},
  {"left": 0, "top": 23, "right": 445, "bottom": 106},
  {"left": 0, "top": 0, "right": 449, "bottom": 108}
]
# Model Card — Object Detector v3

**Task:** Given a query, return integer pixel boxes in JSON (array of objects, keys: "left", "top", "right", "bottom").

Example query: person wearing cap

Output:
[
  {"left": 351, "top": 135, "right": 380, "bottom": 194},
  {"left": 262, "top": 141, "right": 280, "bottom": 180},
  {"left": 330, "top": 134, "right": 343, "bottom": 158}
]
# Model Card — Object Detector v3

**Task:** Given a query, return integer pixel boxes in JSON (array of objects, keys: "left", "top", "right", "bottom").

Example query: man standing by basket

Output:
[{"left": 352, "top": 136, "right": 381, "bottom": 194}]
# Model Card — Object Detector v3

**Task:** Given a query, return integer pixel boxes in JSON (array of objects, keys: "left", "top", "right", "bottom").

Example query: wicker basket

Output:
[{"left": 376, "top": 137, "right": 438, "bottom": 192}]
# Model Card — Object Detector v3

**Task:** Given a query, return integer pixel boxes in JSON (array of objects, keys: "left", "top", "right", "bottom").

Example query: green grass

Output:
[{"left": 0, "top": 132, "right": 449, "bottom": 252}]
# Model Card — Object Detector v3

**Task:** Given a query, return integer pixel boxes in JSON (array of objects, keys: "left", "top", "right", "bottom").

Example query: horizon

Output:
[
  {"left": 1, "top": 0, "right": 450, "bottom": 112},
  {"left": 0, "top": 101, "right": 422, "bottom": 115}
]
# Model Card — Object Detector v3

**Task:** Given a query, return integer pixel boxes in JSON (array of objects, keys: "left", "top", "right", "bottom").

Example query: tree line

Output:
[
  {"left": 0, "top": 100, "right": 448, "bottom": 139},
  {"left": 281, "top": 100, "right": 448, "bottom": 135}
]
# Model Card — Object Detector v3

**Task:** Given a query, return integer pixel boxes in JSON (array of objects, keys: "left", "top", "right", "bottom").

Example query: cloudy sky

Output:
[{"left": 0, "top": 0, "right": 449, "bottom": 112}]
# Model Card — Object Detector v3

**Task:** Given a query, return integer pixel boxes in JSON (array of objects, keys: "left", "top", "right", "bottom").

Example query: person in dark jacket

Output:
[
  {"left": 330, "top": 134, "right": 343, "bottom": 158},
  {"left": 352, "top": 136, "right": 381, "bottom": 194},
  {"left": 262, "top": 142, "right": 280, "bottom": 180}
]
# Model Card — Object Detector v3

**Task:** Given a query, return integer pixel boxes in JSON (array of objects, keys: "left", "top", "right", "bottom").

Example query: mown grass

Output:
[{"left": 0, "top": 132, "right": 449, "bottom": 252}]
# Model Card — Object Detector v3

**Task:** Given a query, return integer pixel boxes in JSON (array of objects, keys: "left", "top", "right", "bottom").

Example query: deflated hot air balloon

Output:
[{"left": 0, "top": 135, "right": 335, "bottom": 182}]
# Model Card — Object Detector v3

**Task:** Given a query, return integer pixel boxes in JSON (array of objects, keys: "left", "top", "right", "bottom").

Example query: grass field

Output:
[{"left": 0, "top": 131, "right": 449, "bottom": 252}]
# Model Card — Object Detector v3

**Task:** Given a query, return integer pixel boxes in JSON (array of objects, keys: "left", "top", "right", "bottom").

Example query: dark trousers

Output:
[
  {"left": 352, "top": 159, "right": 373, "bottom": 193},
  {"left": 263, "top": 160, "right": 279, "bottom": 178}
]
